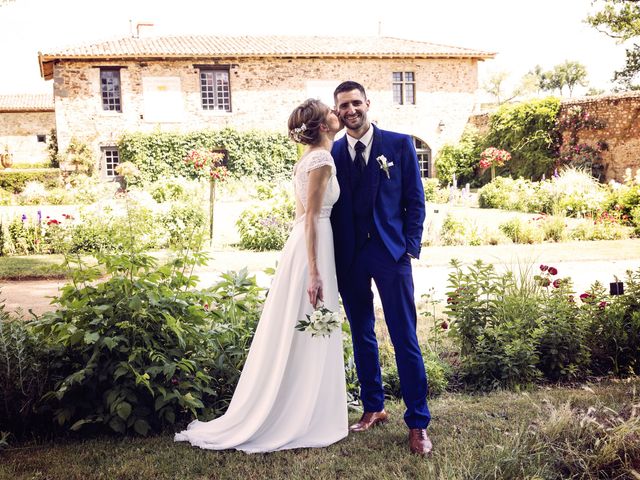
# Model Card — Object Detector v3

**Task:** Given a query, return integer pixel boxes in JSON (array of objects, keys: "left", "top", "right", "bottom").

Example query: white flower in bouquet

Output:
[{"left": 295, "top": 304, "right": 341, "bottom": 338}]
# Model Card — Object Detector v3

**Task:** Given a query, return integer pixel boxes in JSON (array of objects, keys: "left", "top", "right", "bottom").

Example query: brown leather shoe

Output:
[
  {"left": 349, "top": 410, "right": 389, "bottom": 432},
  {"left": 409, "top": 428, "right": 433, "bottom": 456}
]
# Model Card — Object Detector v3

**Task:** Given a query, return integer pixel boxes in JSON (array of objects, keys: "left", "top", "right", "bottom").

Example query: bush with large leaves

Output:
[{"left": 33, "top": 249, "right": 264, "bottom": 436}]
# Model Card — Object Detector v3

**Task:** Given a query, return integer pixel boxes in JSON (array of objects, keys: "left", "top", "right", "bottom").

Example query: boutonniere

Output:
[{"left": 376, "top": 155, "right": 394, "bottom": 179}]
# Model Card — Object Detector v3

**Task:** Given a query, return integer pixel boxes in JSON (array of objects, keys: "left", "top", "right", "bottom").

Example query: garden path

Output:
[{"left": 3, "top": 239, "right": 639, "bottom": 317}]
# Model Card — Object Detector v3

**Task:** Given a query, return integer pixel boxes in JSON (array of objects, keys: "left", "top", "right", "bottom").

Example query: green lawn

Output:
[{"left": 2, "top": 377, "right": 639, "bottom": 480}]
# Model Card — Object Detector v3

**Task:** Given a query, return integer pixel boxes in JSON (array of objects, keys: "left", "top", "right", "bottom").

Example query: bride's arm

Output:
[{"left": 305, "top": 164, "right": 332, "bottom": 308}]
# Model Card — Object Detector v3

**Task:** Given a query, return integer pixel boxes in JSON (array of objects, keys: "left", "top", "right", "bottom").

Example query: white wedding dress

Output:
[{"left": 175, "top": 150, "right": 347, "bottom": 452}]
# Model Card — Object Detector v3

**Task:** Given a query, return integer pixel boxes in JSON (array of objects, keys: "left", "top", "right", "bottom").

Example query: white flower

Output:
[
  {"left": 295, "top": 305, "right": 342, "bottom": 338},
  {"left": 376, "top": 155, "right": 394, "bottom": 179}
]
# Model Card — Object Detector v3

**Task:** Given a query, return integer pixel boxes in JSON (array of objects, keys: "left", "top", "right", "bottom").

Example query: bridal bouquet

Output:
[{"left": 295, "top": 305, "right": 341, "bottom": 337}]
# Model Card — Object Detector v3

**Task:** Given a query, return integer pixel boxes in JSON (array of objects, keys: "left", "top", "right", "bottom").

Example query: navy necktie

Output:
[{"left": 354, "top": 141, "right": 366, "bottom": 173}]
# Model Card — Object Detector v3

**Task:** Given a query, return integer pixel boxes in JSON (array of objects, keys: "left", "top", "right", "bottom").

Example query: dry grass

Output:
[{"left": 2, "top": 377, "right": 638, "bottom": 480}]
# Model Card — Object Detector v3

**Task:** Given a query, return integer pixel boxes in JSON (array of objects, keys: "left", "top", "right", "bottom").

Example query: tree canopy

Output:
[{"left": 587, "top": 0, "right": 640, "bottom": 89}]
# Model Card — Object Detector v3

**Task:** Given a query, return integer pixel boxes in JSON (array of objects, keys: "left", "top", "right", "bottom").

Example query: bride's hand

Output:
[{"left": 307, "top": 273, "right": 323, "bottom": 308}]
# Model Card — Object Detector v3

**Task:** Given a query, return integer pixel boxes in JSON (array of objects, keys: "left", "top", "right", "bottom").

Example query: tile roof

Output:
[
  {"left": 39, "top": 35, "right": 496, "bottom": 79},
  {"left": 0, "top": 93, "right": 54, "bottom": 111}
]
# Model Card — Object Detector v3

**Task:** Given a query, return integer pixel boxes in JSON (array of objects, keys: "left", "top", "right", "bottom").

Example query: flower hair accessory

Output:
[
  {"left": 290, "top": 123, "right": 307, "bottom": 143},
  {"left": 376, "top": 155, "right": 394, "bottom": 179}
]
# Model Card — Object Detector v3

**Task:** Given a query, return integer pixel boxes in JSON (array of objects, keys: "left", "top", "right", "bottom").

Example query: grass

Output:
[
  {"left": 0, "top": 254, "right": 69, "bottom": 280},
  {"left": 1, "top": 377, "right": 639, "bottom": 479}
]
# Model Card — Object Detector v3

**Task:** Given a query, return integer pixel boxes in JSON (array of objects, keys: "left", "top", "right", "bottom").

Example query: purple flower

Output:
[{"left": 21, "top": 214, "right": 26, "bottom": 222}]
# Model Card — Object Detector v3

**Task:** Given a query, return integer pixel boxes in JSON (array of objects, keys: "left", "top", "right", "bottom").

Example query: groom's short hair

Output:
[{"left": 334, "top": 81, "right": 367, "bottom": 101}]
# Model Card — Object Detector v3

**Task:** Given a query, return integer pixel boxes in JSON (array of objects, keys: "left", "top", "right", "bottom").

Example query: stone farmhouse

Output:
[
  {"left": 37, "top": 35, "right": 495, "bottom": 179},
  {"left": 0, "top": 94, "right": 55, "bottom": 166}
]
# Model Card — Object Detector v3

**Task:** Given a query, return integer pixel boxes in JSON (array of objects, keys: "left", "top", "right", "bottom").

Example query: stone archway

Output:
[{"left": 413, "top": 136, "right": 432, "bottom": 178}]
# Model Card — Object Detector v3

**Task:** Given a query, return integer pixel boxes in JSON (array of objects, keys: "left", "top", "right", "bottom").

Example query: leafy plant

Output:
[
  {"left": 236, "top": 189, "right": 295, "bottom": 251},
  {"left": 118, "top": 128, "right": 298, "bottom": 185},
  {"left": 434, "top": 126, "right": 483, "bottom": 186},
  {"left": 33, "top": 241, "right": 267, "bottom": 436},
  {"left": 0, "top": 307, "right": 57, "bottom": 438},
  {"left": 483, "top": 97, "right": 561, "bottom": 180}
]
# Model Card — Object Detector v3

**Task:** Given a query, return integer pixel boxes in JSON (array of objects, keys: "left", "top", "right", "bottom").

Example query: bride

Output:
[{"left": 175, "top": 99, "right": 347, "bottom": 452}]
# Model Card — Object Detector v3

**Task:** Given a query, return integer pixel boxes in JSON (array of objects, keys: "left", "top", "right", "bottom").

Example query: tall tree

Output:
[
  {"left": 587, "top": 0, "right": 640, "bottom": 89},
  {"left": 558, "top": 60, "right": 589, "bottom": 97},
  {"left": 483, "top": 71, "right": 538, "bottom": 105},
  {"left": 547, "top": 65, "right": 568, "bottom": 96}
]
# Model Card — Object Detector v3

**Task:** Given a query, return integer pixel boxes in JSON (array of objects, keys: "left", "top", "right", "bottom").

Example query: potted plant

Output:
[{"left": 1, "top": 146, "right": 12, "bottom": 168}]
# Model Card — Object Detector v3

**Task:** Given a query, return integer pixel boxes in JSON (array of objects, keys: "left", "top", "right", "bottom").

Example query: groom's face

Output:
[{"left": 335, "top": 89, "right": 370, "bottom": 133}]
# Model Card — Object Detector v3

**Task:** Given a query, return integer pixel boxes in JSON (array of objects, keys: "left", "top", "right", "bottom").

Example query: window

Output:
[
  {"left": 392, "top": 72, "right": 416, "bottom": 105},
  {"left": 36, "top": 134, "right": 46, "bottom": 143},
  {"left": 102, "top": 147, "right": 120, "bottom": 177},
  {"left": 414, "top": 137, "right": 431, "bottom": 178},
  {"left": 199, "top": 68, "right": 231, "bottom": 111},
  {"left": 100, "top": 68, "right": 122, "bottom": 112}
]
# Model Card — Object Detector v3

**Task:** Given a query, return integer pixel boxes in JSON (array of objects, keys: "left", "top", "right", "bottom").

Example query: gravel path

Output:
[{"left": 3, "top": 239, "right": 639, "bottom": 317}]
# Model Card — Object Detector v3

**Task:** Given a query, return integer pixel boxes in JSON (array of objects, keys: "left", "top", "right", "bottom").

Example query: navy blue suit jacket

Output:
[{"left": 330, "top": 124, "right": 426, "bottom": 281}]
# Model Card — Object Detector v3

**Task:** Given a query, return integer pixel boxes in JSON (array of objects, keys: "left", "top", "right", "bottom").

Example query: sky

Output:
[{"left": 0, "top": 0, "right": 630, "bottom": 97}]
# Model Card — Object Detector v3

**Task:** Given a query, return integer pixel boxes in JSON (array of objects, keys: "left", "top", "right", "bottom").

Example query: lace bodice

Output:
[{"left": 293, "top": 150, "right": 340, "bottom": 222}]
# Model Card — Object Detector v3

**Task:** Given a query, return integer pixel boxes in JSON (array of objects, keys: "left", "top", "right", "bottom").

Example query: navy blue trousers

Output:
[{"left": 339, "top": 232, "right": 430, "bottom": 429}]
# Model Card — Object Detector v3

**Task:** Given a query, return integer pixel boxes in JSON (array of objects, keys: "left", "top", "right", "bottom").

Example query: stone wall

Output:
[
  {"left": 560, "top": 92, "right": 640, "bottom": 182},
  {"left": 51, "top": 56, "right": 483, "bottom": 176},
  {"left": 0, "top": 111, "right": 55, "bottom": 165},
  {"left": 467, "top": 93, "right": 640, "bottom": 183}
]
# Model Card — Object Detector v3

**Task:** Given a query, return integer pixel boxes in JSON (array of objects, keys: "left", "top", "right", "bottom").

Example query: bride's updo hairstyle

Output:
[{"left": 288, "top": 98, "right": 328, "bottom": 146}]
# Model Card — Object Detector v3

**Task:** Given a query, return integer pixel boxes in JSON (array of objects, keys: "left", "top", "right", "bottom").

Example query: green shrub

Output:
[
  {"left": 147, "top": 177, "right": 190, "bottom": 203},
  {"left": 440, "top": 214, "right": 469, "bottom": 246},
  {"left": 536, "top": 215, "right": 569, "bottom": 242},
  {"left": 532, "top": 273, "right": 590, "bottom": 381},
  {"left": 478, "top": 177, "right": 539, "bottom": 212},
  {"left": 159, "top": 202, "right": 206, "bottom": 246},
  {"left": 483, "top": 97, "right": 561, "bottom": 180},
  {"left": 63, "top": 138, "right": 94, "bottom": 175},
  {"left": 422, "top": 178, "right": 450, "bottom": 203},
  {"left": 569, "top": 214, "right": 632, "bottom": 241},
  {"left": 499, "top": 217, "right": 544, "bottom": 244},
  {"left": 0, "top": 309, "right": 58, "bottom": 438},
  {"left": 118, "top": 128, "right": 298, "bottom": 185},
  {"left": 236, "top": 190, "right": 295, "bottom": 251},
  {"left": 0, "top": 169, "right": 62, "bottom": 194},
  {"left": 434, "top": 126, "right": 482, "bottom": 186},
  {"left": 580, "top": 272, "right": 640, "bottom": 376},
  {"left": 33, "top": 249, "right": 266, "bottom": 436},
  {"left": 445, "top": 260, "right": 541, "bottom": 390}
]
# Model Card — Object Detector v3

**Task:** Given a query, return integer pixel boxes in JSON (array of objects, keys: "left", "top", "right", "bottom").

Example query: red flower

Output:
[
  {"left": 203, "top": 303, "right": 209, "bottom": 311},
  {"left": 540, "top": 265, "right": 548, "bottom": 272},
  {"left": 579, "top": 293, "right": 592, "bottom": 303},
  {"left": 440, "top": 321, "right": 449, "bottom": 330},
  {"left": 548, "top": 267, "right": 558, "bottom": 276},
  {"left": 598, "top": 301, "right": 607, "bottom": 309},
  {"left": 47, "top": 219, "right": 60, "bottom": 225},
  {"left": 552, "top": 279, "right": 561, "bottom": 288}
]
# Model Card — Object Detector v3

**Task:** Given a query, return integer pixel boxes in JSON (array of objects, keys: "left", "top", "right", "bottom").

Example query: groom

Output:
[{"left": 330, "top": 81, "right": 432, "bottom": 456}]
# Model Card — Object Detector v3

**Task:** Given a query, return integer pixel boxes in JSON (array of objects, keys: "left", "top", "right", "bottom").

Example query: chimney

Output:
[{"left": 135, "top": 22, "right": 155, "bottom": 38}]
